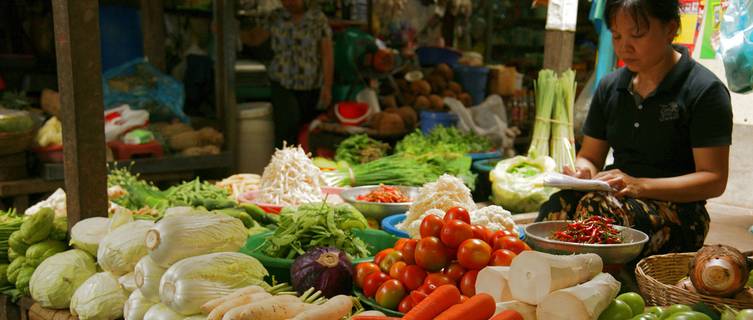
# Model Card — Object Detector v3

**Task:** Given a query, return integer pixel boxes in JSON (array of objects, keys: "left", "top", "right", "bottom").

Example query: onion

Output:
[{"left": 291, "top": 247, "right": 354, "bottom": 298}]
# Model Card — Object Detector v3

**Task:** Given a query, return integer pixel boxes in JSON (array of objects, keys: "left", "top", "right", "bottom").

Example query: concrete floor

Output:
[{"left": 705, "top": 201, "right": 753, "bottom": 252}]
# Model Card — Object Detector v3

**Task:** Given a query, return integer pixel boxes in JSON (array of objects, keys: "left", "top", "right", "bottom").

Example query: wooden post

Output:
[
  {"left": 214, "top": 0, "right": 238, "bottom": 172},
  {"left": 51, "top": 0, "right": 109, "bottom": 226},
  {"left": 140, "top": 0, "right": 166, "bottom": 71},
  {"left": 543, "top": 30, "right": 576, "bottom": 73}
]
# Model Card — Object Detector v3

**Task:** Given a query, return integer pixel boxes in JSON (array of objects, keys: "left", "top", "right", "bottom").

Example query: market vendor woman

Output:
[
  {"left": 240, "top": 0, "right": 334, "bottom": 148},
  {"left": 537, "top": 0, "right": 733, "bottom": 257}
]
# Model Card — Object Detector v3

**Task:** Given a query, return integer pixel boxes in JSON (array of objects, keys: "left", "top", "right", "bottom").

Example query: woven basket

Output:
[
  {"left": 0, "top": 130, "right": 34, "bottom": 156},
  {"left": 636, "top": 252, "right": 753, "bottom": 310}
]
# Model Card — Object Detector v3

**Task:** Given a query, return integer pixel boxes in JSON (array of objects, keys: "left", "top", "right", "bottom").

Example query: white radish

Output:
[
  {"left": 222, "top": 295, "right": 305, "bottom": 320},
  {"left": 201, "top": 286, "right": 266, "bottom": 314},
  {"left": 290, "top": 295, "right": 353, "bottom": 320},
  {"left": 494, "top": 301, "right": 537, "bottom": 320},
  {"left": 356, "top": 310, "right": 386, "bottom": 316},
  {"left": 476, "top": 267, "right": 513, "bottom": 302},
  {"left": 508, "top": 251, "right": 603, "bottom": 305},
  {"left": 207, "top": 292, "right": 272, "bottom": 320},
  {"left": 536, "top": 273, "right": 621, "bottom": 320}
]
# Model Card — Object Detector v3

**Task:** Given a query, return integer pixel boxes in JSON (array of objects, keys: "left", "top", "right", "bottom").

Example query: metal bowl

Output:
[
  {"left": 340, "top": 186, "right": 419, "bottom": 222},
  {"left": 524, "top": 221, "right": 649, "bottom": 265}
]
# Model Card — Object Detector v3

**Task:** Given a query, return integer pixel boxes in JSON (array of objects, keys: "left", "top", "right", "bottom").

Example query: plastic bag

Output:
[
  {"left": 718, "top": 0, "right": 753, "bottom": 93},
  {"left": 104, "top": 105, "right": 149, "bottom": 142},
  {"left": 103, "top": 59, "right": 189, "bottom": 122},
  {"left": 445, "top": 95, "right": 513, "bottom": 149}
]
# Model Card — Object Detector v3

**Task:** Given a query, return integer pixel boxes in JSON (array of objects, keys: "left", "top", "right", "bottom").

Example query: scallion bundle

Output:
[
  {"left": 528, "top": 70, "right": 558, "bottom": 159},
  {"left": 551, "top": 70, "right": 577, "bottom": 172}
]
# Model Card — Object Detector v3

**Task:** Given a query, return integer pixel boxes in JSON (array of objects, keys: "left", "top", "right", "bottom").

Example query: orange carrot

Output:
[
  {"left": 403, "top": 285, "right": 461, "bottom": 320},
  {"left": 434, "top": 293, "right": 496, "bottom": 320},
  {"left": 490, "top": 310, "right": 524, "bottom": 320},
  {"left": 350, "top": 317, "right": 402, "bottom": 320}
]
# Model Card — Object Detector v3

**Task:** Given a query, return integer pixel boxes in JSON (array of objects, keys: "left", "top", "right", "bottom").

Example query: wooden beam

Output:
[
  {"left": 140, "top": 0, "right": 166, "bottom": 71},
  {"left": 52, "top": 0, "right": 109, "bottom": 226},
  {"left": 214, "top": 0, "right": 238, "bottom": 173},
  {"left": 543, "top": 30, "right": 575, "bottom": 73}
]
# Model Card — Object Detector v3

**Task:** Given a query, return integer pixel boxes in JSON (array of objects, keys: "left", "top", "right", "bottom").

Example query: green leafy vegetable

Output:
[
  {"left": 259, "top": 203, "right": 370, "bottom": 260},
  {"left": 396, "top": 126, "right": 493, "bottom": 154},
  {"left": 490, "top": 156, "right": 557, "bottom": 213},
  {"left": 335, "top": 134, "right": 390, "bottom": 165}
]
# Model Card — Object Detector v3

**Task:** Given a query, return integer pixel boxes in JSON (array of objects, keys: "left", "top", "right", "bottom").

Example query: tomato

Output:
[
  {"left": 616, "top": 292, "right": 645, "bottom": 316},
  {"left": 354, "top": 262, "right": 381, "bottom": 288},
  {"left": 363, "top": 272, "right": 390, "bottom": 298},
  {"left": 490, "top": 249, "right": 517, "bottom": 266},
  {"left": 460, "top": 295, "right": 469, "bottom": 303},
  {"left": 374, "top": 248, "right": 395, "bottom": 266},
  {"left": 400, "top": 265, "right": 427, "bottom": 290},
  {"left": 445, "top": 245, "right": 458, "bottom": 260},
  {"left": 444, "top": 207, "right": 471, "bottom": 224},
  {"left": 424, "top": 273, "right": 454, "bottom": 291},
  {"left": 398, "top": 295, "right": 414, "bottom": 313},
  {"left": 394, "top": 238, "right": 410, "bottom": 251},
  {"left": 459, "top": 269, "right": 478, "bottom": 296},
  {"left": 415, "top": 237, "right": 450, "bottom": 272},
  {"left": 457, "top": 239, "right": 493, "bottom": 270},
  {"left": 440, "top": 219, "right": 474, "bottom": 248},
  {"left": 410, "top": 289, "right": 429, "bottom": 305},
  {"left": 495, "top": 310, "right": 524, "bottom": 320},
  {"left": 375, "top": 279, "right": 406, "bottom": 310},
  {"left": 389, "top": 261, "right": 407, "bottom": 279},
  {"left": 598, "top": 300, "right": 633, "bottom": 320},
  {"left": 398, "top": 239, "right": 418, "bottom": 265},
  {"left": 489, "top": 229, "right": 516, "bottom": 244},
  {"left": 379, "top": 250, "right": 404, "bottom": 273},
  {"left": 420, "top": 214, "right": 444, "bottom": 238},
  {"left": 494, "top": 235, "right": 529, "bottom": 254},
  {"left": 471, "top": 225, "right": 488, "bottom": 241},
  {"left": 442, "top": 262, "right": 466, "bottom": 281}
]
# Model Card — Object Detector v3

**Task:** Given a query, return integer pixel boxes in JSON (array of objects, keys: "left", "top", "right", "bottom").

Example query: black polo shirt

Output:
[{"left": 583, "top": 46, "right": 733, "bottom": 179}]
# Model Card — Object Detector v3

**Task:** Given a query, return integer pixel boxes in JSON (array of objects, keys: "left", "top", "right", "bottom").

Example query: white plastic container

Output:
[{"left": 237, "top": 102, "right": 274, "bottom": 174}]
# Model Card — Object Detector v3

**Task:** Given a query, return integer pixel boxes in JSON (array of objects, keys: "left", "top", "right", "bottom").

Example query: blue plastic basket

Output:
[
  {"left": 455, "top": 65, "right": 490, "bottom": 106},
  {"left": 420, "top": 111, "right": 458, "bottom": 134},
  {"left": 381, "top": 213, "right": 526, "bottom": 240},
  {"left": 416, "top": 47, "right": 462, "bottom": 67},
  {"left": 468, "top": 150, "right": 502, "bottom": 161}
]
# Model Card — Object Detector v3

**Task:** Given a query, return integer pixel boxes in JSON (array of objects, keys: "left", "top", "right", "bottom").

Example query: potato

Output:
[
  {"left": 403, "top": 93, "right": 416, "bottom": 106},
  {"left": 458, "top": 93, "right": 473, "bottom": 107},
  {"left": 437, "top": 63, "right": 454, "bottom": 81},
  {"left": 428, "top": 74, "right": 448, "bottom": 93},
  {"left": 442, "top": 90, "right": 457, "bottom": 98},
  {"left": 381, "top": 95, "right": 398, "bottom": 110},
  {"left": 415, "top": 96, "right": 431, "bottom": 109},
  {"left": 375, "top": 112, "right": 406, "bottom": 136},
  {"left": 448, "top": 81, "right": 463, "bottom": 94},
  {"left": 397, "top": 106, "right": 418, "bottom": 128},
  {"left": 411, "top": 80, "right": 432, "bottom": 96},
  {"left": 429, "top": 95, "right": 445, "bottom": 110}
]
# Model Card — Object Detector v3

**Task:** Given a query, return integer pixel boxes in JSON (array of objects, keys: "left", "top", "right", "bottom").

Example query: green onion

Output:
[
  {"left": 528, "top": 70, "right": 558, "bottom": 159},
  {"left": 551, "top": 69, "right": 577, "bottom": 172}
]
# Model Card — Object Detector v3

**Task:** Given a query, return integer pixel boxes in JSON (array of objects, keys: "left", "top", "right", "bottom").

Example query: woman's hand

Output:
[
  {"left": 563, "top": 166, "right": 593, "bottom": 179},
  {"left": 594, "top": 169, "right": 647, "bottom": 198}
]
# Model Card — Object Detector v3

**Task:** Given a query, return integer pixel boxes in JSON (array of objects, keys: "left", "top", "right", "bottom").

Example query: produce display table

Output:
[
  {"left": 0, "top": 179, "right": 64, "bottom": 212},
  {"left": 0, "top": 295, "right": 21, "bottom": 320},
  {"left": 0, "top": 296, "right": 76, "bottom": 320}
]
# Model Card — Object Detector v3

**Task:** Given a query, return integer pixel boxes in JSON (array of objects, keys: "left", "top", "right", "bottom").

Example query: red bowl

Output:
[{"left": 335, "top": 102, "right": 370, "bottom": 126}]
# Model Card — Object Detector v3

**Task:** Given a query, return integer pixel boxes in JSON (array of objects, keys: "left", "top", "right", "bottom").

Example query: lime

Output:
[
  {"left": 599, "top": 300, "right": 634, "bottom": 320},
  {"left": 617, "top": 292, "right": 646, "bottom": 316},
  {"left": 632, "top": 314, "right": 660, "bottom": 320},
  {"left": 661, "top": 305, "right": 693, "bottom": 319},
  {"left": 664, "top": 311, "right": 711, "bottom": 320},
  {"left": 646, "top": 307, "right": 665, "bottom": 317},
  {"left": 738, "top": 309, "right": 753, "bottom": 320}
]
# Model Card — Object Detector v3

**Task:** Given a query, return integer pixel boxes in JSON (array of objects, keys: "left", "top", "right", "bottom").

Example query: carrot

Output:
[
  {"left": 490, "top": 310, "right": 524, "bottom": 320},
  {"left": 434, "top": 293, "right": 496, "bottom": 320},
  {"left": 290, "top": 295, "right": 353, "bottom": 320},
  {"left": 403, "top": 285, "right": 461, "bottom": 320},
  {"left": 349, "top": 317, "right": 402, "bottom": 320}
]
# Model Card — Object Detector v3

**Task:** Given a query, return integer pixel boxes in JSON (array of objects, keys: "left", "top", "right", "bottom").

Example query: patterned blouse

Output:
[{"left": 261, "top": 8, "right": 332, "bottom": 91}]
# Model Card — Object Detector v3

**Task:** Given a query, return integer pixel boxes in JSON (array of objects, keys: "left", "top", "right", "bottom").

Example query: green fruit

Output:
[
  {"left": 647, "top": 307, "right": 665, "bottom": 317},
  {"left": 664, "top": 311, "right": 711, "bottom": 320},
  {"left": 618, "top": 292, "right": 646, "bottom": 316},
  {"left": 747, "top": 270, "right": 753, "bottom": 288},
  {"left": 599, "top": 300, "right": 634, "bottom": 320},
  {"left": 738, "top": 310, "right": 753, "bottom": 320},
  {"left": 632, "top": 314, "right": 660, "bottom": 320},
  {"left": 661, "top": 305, "right": 693, "bottom": 319}
]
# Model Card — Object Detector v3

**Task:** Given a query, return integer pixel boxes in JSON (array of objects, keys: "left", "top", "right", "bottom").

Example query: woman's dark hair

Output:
[{"left": 605, "top": 0, "right": 680, "bottom": 31}]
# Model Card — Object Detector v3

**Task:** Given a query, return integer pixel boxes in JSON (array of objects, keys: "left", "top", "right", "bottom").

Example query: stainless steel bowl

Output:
[
  {"left": 340, "top": 185, "right": 420, "bottom": 222},
  {"left": 524, "top": 221, "right": 649, "bottom": 264}
]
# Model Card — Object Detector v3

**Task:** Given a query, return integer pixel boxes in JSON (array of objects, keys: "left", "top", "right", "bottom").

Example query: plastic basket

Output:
[
  {"left": 416, "top": 47, "right": 462, "bottom": 67},
  {"left": 420, "top": 111, "right": 458, "bottom": 134},
  {"left": 240, "top": 228, "right": 400, "bottom": 283},
  {"left": 455, "top": 65, "right": 490, "bottom": 105}
]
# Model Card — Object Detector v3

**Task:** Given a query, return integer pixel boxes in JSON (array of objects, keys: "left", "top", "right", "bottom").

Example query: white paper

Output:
[
  {"left": 545, "top": 0, "right": 579, "bottom": 32},
  {"left": 542, "top": 173, "right": 613, "bottom": 192}
]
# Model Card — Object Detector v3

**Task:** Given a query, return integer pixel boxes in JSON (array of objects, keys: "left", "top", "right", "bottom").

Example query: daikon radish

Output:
[
  {"left": 290, "top": 295, "right": 353, "bottom": 320},
  {"left": 536, "top": 272, "right": 621, "bottom": 320},
  {"left": 494, "top": 301, "right": 536, "bottom": 320},
  {"left": 201, "top": 286, "right": 266, "bottom": 314},
  {"left": 477, "top": 267, "right": 514, "bottom": 302},
  {"left": 207, "top": 292, "right": 272, "bottom": 320},
  {"left": 222, "top": 295, "right": 305, "bottom": 320},
  {"left": 508, "top": 251, "right": 603, "bottom": 305}
]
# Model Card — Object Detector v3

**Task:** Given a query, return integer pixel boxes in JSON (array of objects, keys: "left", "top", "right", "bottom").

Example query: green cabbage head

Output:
[
  {"left": 19, "top": 207, "right": 54, "bottom": 244},
  {"left": 70, "top": 272, "right": 128, "bottom": 320},
  {"left": 25, "top": 240, "right": 67, "bottom": 267},
  {"left": 7, "top": 257, "right": 27, "bottom": 284},
  {"left": 30, "top": 249, "right": 97, "bottom": 309}
]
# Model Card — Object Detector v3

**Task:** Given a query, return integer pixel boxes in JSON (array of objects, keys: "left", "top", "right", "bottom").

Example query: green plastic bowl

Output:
[{"left": 240, "top": 228, "right": 400, "bottom": 283}]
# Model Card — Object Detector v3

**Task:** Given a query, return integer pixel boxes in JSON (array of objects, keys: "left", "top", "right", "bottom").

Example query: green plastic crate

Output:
[{"left": 240, "top": 228, "right": 400, "bottom": 283}]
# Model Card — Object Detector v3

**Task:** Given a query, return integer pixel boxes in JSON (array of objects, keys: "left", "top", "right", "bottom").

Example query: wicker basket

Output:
[
  {"left": 0, "top": 130, "right": 34, "bottom": 156},
  {"left": 636, "top": 252, "right": 753, "bottom": 310}
]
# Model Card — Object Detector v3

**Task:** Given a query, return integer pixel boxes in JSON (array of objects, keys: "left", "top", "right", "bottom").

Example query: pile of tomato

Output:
[{"left": 354, "top": 207, "right": 532, "bottom": 313}]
